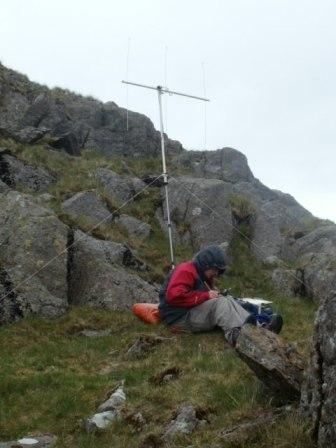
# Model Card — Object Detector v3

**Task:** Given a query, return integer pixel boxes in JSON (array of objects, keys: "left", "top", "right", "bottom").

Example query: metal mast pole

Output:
[
  {"left": 121, "top": 80, "right": 209, "bottom": 269},
  {"left": 157, "top": 86, "right": 175, "bottom": 267}
]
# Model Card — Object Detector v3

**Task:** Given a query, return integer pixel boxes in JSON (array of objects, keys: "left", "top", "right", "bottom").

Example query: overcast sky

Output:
[{"left": 1, "top": 0, "right": 335, "bottom": 222}]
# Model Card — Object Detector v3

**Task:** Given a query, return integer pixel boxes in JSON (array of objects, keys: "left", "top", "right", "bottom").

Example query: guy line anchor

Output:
[{"left": 122, "top": 80, "right": 209, "bottom": 268}]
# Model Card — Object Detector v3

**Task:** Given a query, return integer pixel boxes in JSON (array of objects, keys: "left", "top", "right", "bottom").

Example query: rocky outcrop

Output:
[
  {"left": 175, "top": 147, "right": 313, "bottom": 261},
  {"left": 300, "top": 291, "right": 336, "bottom": 447},
  {"left": 61, "top": 190, "right": 113, "bottom": 227},
  {"left": 158, "top": 176, "right": 233, "bottom": 250},
  {"left": 94, "top": 168, "right": 146, "bottom": 205},
  {"left": 0, "top": 190, "right": 68, "bottom": 324},
  {"left": 0, "top": 63, "right": 183, "bottom": 157},
  {"left": 0, "top": 150, "right": 56, "bottom": 191},
  {"left": 68, "top": 230, "right": 158, "bottom": 309},
  {"left": 176, "top": 147, "right": 254, "bottom": 183},
  {"left": 291, "top": 226, "right": 336, "bottom": 303},
  {"left": 235, "top": 325, "right": 305, "bottom": 401}
]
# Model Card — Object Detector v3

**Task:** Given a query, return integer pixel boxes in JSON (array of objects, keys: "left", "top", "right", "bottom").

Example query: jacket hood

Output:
[{"left": 193, "top": 245, "right": 226, "bottom": 279}]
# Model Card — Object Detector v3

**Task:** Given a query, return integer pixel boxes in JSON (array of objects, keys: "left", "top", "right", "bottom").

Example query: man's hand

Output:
[{"left": 208, "top": 290, "right": 219, "bottom": 299}]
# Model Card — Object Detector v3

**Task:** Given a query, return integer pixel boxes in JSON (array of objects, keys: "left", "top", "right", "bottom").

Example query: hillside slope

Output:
[{"left": 0, "top": 64, "right": 335, "bottom": 447}]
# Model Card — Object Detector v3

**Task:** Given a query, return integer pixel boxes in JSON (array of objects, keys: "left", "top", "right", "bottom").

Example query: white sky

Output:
[{"left": 1, "top": 0, "right": 335, "bottom": 223}]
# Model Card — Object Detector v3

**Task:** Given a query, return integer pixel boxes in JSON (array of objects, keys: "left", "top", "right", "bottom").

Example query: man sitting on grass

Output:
[{"left": 159, "top": 245, "right": 283, "bottom": 346}]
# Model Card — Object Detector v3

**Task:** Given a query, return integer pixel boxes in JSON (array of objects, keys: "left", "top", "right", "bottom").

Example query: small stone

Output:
[
  {"left": 98, "top": 384, "right": 126, "bottom": 412},
  {"left": 163, "top": 404, "right": 207, "bottom": 441},
  {"left": 85, "top": 411, "right": 118, "bottom": 432},
  {"left": 0, "top": 434, "right": 56, "bottom": 447}
]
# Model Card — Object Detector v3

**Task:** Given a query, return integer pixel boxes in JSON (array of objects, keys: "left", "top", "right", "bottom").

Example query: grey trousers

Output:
[{"left": 174, "top": 297, "right": 250, "bottom": 333}]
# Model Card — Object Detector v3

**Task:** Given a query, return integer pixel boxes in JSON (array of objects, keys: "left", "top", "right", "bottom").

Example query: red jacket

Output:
[{"left": 166, "top": 261, "right": 212, "bottom": 308}]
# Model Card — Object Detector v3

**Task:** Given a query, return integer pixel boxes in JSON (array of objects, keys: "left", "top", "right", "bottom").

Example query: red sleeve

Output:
[{"left": 166, "top": 264, "right": 210, "bottom": 308}]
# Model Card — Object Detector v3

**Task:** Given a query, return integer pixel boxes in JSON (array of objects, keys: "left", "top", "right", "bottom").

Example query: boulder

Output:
[
  {"left": 251, "top": 199, "right": 312, "bottom": 261},
  {"left": 175, "top": 147, "right": 254, "bottom": 183},
  {"left": 49, "top": 131, "right": 82, "bottom": 156},
  {"left": 235, "top": 325, "right": 305, "bottom": 401},
  {"left": 61, "top": 191, "right": 112, "bottom": 227},
  {"left": 292, "top": 226, "right": 336, "bottom": 303},
  {"left": 158, "top": 176, "right": 233, "bottom": 250},
  {"left": 68, "top": 230, "right": 158, "bottom": 309},
  {"left": 0, "top": 190, "right": 68, "bottom": 324},
  {"left": 116, "top": 214, "right": 151, "bottom": 239},
  {"left": 300, "top": 291, "right": 336, "bottom": 447},
  {"left": 0, "top": 150, "right": 56, "bottom": 191},
  {"left": 271, "top": 268, "right": 304, "bottom": 297},
  {"left": 94, "top": 168, "right": 146, "bottom": 205}
]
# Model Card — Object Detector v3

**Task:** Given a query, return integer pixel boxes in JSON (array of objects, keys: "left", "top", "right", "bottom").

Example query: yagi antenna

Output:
[{"left": 122, "top": 80, "right": 210, "bottom": 268}]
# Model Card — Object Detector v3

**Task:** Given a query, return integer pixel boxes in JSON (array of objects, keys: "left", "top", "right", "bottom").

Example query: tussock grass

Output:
[{"left": 0, "top": 303, "right": 315, "bottom": 447}]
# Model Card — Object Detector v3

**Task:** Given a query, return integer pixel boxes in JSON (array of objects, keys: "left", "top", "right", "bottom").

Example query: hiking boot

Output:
[
  {"left": 264, "top": 314, "right": 283, "bottom": 334},
  {"left": 224, "top": 327, "right": 241, "bottom": 347}
]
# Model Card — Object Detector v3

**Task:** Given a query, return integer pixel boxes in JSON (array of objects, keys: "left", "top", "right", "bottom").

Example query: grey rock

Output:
[
  {"left": 86, "top": 383, "right": 125, "bottom": 432},
  {"left": 94, "top": 168, "right": 146, "bottom": 205},
  {"left": 0, "top": 190, "right": 68, "bottom": 324},
  {"left": 158, "top": 176, "right": 233, "bottom": 251},
  {"left": 252, "top": 199, "right": 313, "bottom": 261},
  {"left": 264, "top": 255, "right": 282, "bottom": 266},
  {"left": 13, "top": 126, "right": 50, "bottom": 144},
  {"left": 176, "top": 147, "right": 254, "bottom": 183},
  {"left": 293, "top": 225, "right": 336, "bottom": 303},
  {"left": 85, "top": 410, "right": 118, "bottom": 432},
  {"left": 68, "top": 230, "right": 158, "bottom": 309},
  {"left": 50, "top": 131, "right": 82, "bottom": 156},
  {"left": 62, "top": 190, "right": 112, "bottom": 227},
  {"left": 271, "top": 268, "right": 304, "bottom": 297},
  {"left": 0, "top": 179, "right": 9, "bottom": 193},
  {"left": 0, "top": 151, "right": 56, "bottom": 191},
  {"left": 235, "top": 325, "right": 305, "bottom": 401},
  {"left": 300, "top": 291, "right": 336, "bottom": 447},
  {"left": 116, "top": 214, "right": 151, "bottom": 239},
  {"left": 97, "top": 384, "right": 126, "bottom": 412},
  {"left": 0, "top": 434, "right": 56, "bottom": 447},
  {"left": 0, "top": 63, "right": 183, "bottom": 158},
  {"left": 163, "top": 404, "right": 207, "bottom": 441},
  {"left": 35, "top": 193, "right": 55, "bottom": 204}
]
